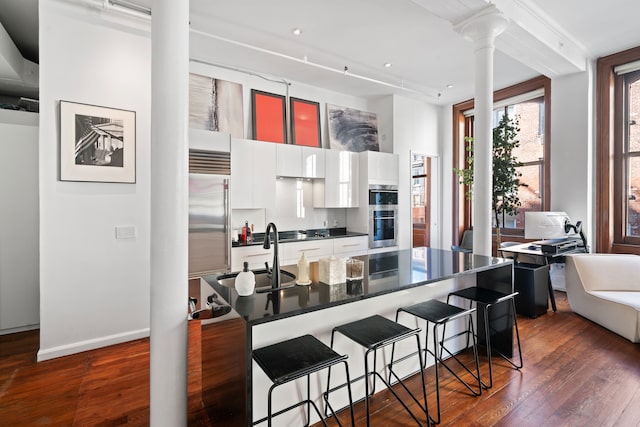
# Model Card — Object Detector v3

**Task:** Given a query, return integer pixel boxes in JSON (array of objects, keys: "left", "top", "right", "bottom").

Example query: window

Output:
[
  {"left": 493, "top": 97, "right": 545, "bottom": 229},
  {"left": 622, "top": 71, "right": 640, "bottom": 239},
  {"left": 597, "top": 47, "right": 640, "bottom": 254},
  {"left": 452, "top": 76, "right": 551, "bottom": 243}
]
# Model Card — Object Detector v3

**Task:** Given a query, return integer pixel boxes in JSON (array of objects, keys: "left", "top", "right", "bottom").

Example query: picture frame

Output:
[
  {"left": 327, "top": 104, "right": 379, "bottom": 152},
  {"left": 189, "top": 73, "right": 244, "bottom": 138},
  {"left": 290, "top": 97, "right": 321, "bottom": 148},
  {"left": 251, "top": 89, "right": 286, "bottom": 144},
  {"left": 60, "top": 101, "right": 136, "bottom": 183}
]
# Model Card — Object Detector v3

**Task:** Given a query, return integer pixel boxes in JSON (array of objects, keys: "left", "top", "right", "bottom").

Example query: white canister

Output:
[
  {"left": 235, "top": 261, "right": 256, "bottom": 296},
  {"left": 297, "top": 252, "right": 311, "bottom": 285},
  {"left": 319, "top": 256, "right": 346, "bottom": 285}
]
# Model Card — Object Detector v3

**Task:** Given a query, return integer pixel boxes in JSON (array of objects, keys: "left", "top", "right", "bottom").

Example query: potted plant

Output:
[{"left": 454, "top": 113, "right": 523, "bottom": 252}]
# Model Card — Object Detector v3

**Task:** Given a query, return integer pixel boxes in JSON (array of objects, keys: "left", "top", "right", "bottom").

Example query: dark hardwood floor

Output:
[{"left": 1, "top": 292, "right": 639, "bottom": 426}]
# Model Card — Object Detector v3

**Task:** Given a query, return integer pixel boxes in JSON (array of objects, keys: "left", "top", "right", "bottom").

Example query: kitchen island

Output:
[{"left": 197, "top": 247, "right": 513, "bottom": 426}]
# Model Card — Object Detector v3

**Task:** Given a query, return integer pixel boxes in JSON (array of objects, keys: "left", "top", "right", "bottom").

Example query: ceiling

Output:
[{"left": 1, "top": 0, "right": 640, "bottom": 105}]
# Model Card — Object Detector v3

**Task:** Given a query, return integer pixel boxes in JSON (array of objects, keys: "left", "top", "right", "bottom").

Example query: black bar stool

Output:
[
  {"left": 390, "top": 299, "right": 481, "bottom": 425},
  {"left": 324, "top": 314, "right": 430, "bottom": 427},
  {"left": 252, "top": 334, "right": 355, "bottom": 427},
  {"left": 446, "top": 287, "right": 523, "bottom": 389}
]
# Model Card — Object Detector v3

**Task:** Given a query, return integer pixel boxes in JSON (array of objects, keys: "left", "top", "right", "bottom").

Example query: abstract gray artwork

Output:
[
  {"left": 327, "top": 104, "right": 379, "bottom": 152},
  {"left": 189, "top": 73, "right": 244, "bottom": 138}
]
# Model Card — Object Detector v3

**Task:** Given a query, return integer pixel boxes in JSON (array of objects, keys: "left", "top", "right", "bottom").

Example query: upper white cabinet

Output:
[
  {"left": 362, "top": 151, "right": 398, "bottom": 185},
  {"left": 301, "top": 147, "right": 325, "bottom": 178},
  {"left": 313, "top": 150, "right": 359, "bottom": 208},
  {"left": 231, "top": 139, "right": 276, "bottom": 209},
  {"left": 276, "top": 144, "right": 301, "bottom": 177},
  {"left": 276, "top": 144, "right": 324, "bottom": 178}
]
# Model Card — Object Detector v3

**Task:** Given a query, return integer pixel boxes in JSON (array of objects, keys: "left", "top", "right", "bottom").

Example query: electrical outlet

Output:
[{"left": 115, "top": 225, "right": 137, "bottom": 240}]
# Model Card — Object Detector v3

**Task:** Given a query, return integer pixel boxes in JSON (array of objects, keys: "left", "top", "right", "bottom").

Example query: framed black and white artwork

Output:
[{"left": 60, "top": 101, "right": 136, "bottom": 183}]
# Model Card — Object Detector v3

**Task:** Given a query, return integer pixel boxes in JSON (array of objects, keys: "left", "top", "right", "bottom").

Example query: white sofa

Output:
[{"left": 565, "top": 254, "right": 640, "bottom": 343}]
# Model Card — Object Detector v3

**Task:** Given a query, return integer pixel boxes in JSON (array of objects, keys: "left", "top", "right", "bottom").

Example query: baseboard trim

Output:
[
  {"left": 0, "top": 324, "right": 40, "bottom": 336},
  {"left": 37, "top": 328, "right": 150, "bottom": 361}
]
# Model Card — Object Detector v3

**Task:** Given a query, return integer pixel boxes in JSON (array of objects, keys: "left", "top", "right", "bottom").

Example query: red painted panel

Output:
[
  {"left": 253, "top": 92, "right": 285, "bottom": 144},
  {"left": 292, "top": 99, "right": 320, "bottom": 147}
]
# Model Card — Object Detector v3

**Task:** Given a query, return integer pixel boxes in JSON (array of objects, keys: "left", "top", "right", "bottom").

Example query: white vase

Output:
[{"left": 235, "top": 261, "right": 255, "bottom": 296}]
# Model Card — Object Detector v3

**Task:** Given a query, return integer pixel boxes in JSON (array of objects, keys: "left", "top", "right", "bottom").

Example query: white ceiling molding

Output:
[
  {"left": 411, "top": 0, "right": 587, "bottom": 78},
  {"left": 0, "top": 21, "right": 37, "bottom": 89}
]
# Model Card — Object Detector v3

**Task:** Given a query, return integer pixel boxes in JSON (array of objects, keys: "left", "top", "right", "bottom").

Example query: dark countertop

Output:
[
  {"left": 232, "top": 227, "right": 367, "bottom": 247},
  {"left": 202, "top": 248, "right": 512, "bottom": 326}
]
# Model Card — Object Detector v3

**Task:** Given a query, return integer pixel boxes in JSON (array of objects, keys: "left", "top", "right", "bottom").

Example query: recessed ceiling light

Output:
[
  {"left": 292, "top": 28, "right": 303, "bottom": 36},
  {"left": 446, "top": 84, "right": 454, "bottom": 89},
  {"left": 384, "top": 62, "right": 392, "bottom": 68}
]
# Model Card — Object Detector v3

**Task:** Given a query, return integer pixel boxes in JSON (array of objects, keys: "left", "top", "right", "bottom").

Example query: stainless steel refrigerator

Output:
[{"left": 188, "top": 150, "right": 231, "bottom": 277}]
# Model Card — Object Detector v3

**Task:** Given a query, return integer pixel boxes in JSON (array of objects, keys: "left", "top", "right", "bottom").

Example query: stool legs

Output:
[
  {"left": 446, "top": 294, "right": 523, "bottom": 390},
  {"left": 429, "top": 317, "right": 481, "bottom": 424},
  {"left": 326, "top": 328, "right": 430, "bottom": 427},
  {"left": 482, "top": 298, "right": 523, "bottom": 388},
  {"left": 391, "top": 307, "right": 481, "bottom": 425},
  {"left": 322, "top": 359, "right": 355, "bottom": 427},
  {"left": 265, "top": 376, "right": 329, "bottom": 427}
]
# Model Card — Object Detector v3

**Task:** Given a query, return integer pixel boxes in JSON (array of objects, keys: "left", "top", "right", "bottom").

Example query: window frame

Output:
[
  {"left": 452, "top": 76, "right": 551, "bottom": 246},
  {"left": 597, "top": 46, "right": 640, "bottom": 254}
]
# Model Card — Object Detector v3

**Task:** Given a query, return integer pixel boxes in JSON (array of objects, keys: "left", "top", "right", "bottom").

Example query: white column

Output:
[
  {"left": 455, "top": 6, "right": 508, "bottom": 257},
  {"left": 150, "top": 1, "right": 189, "bottom": 426}
]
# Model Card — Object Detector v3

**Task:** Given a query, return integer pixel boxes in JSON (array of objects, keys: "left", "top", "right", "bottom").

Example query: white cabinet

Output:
[
  {"left": 301, "top": 147, "right": 324, "bottom": 178},
  {"left": 231, "top": 245, "right": 274, "bottom": 271},
  {"left": 231, "top": 139, "right": 276, "bottom": 209},
  {"left": 333, "top": 236, "right": 368, "bottom": 257},
  {"left": 313, "top": 150, "right": 359, "bottom": 208},
  {"left": 276, "top": 145, "right": 325, "bottom": 178},
  {"left": 282, "top": 239, "right": 333, "bottom": 265},
  {"left": 363, "top": 151, "right": 398, "bottom": 185},
  {"left": 276, "top": 144, "right": 301, "bottom": 177}
]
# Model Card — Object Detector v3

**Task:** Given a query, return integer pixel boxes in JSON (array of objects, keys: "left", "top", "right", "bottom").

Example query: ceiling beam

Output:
[
  {"left": 411, "top": 0, "right": 587, "bottom": 77},
  {"left": 491, "top": 0, "right": 586, "bottom": 76},
  {"left": 0, "top": 21, "right": 37, "bottom": 88}
]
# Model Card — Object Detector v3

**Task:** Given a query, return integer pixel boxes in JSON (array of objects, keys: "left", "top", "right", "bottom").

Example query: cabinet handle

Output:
[
  {"left": 247, "top": 253, "right": 267, "bottom": 257},
  {"left": 300, "top": 247, "right": 321, "bottom": 251}
]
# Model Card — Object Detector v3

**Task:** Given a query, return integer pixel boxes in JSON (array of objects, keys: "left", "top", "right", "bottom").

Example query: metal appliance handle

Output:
[{"left": 224, "top": 178, "right": 230, "bottom": 270}]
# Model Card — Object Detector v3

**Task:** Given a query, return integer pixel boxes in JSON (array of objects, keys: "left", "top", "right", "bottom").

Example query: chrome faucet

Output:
[{"left": 262, "top": 222, "right": 280, "bottom": 290}]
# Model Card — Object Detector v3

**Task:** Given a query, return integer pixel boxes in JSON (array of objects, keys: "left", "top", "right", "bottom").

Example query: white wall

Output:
[
  {"left": 188, "top": 61, "right": 369, "bottom": 150},
  {"left": 392, "top": 95, "right": 442, "bottom": 250},
  {"left": 0, "top": 110, "right": 39, "bottom": 333},
  {"left": 369, "top": 95, "right": 394, "bottom": 153},
  {"left": 36, "top": 2, "right": 417, "bottom": 359},
  {"left": 38, "top": 1, "right": 152, "bottom": 360},
  {"left": 551, "top": 65, "right": 595, "bottom": 249}
]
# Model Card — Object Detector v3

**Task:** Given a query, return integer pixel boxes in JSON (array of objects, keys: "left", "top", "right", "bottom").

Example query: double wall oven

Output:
[{"left": 368, "top": 184, "right": 398, "bottom": 248}]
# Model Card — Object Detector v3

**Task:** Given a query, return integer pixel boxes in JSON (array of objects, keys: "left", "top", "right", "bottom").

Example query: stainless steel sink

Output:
[{"left": 216, "top": 268, "right": 296, "bottom": 293}]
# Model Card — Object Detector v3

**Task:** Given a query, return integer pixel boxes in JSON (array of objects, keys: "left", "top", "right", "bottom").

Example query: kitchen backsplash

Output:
[{"left": 231, "top": 178, "right": 346, "bottom": 233}]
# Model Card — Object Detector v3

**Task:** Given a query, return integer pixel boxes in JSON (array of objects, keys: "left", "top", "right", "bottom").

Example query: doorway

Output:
[{"left": 411, "top": 154, "right": 431, "bottom": 248}]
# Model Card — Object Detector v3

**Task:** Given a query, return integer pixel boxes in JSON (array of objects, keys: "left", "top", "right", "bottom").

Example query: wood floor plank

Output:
[{"left": 1, "top": 292, "right": 639, "bottom": 426}]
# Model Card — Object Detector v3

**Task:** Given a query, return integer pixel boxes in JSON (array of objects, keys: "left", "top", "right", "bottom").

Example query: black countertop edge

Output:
[{"left": 201, "top": 248, "right": 513, "bottom": 326}]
